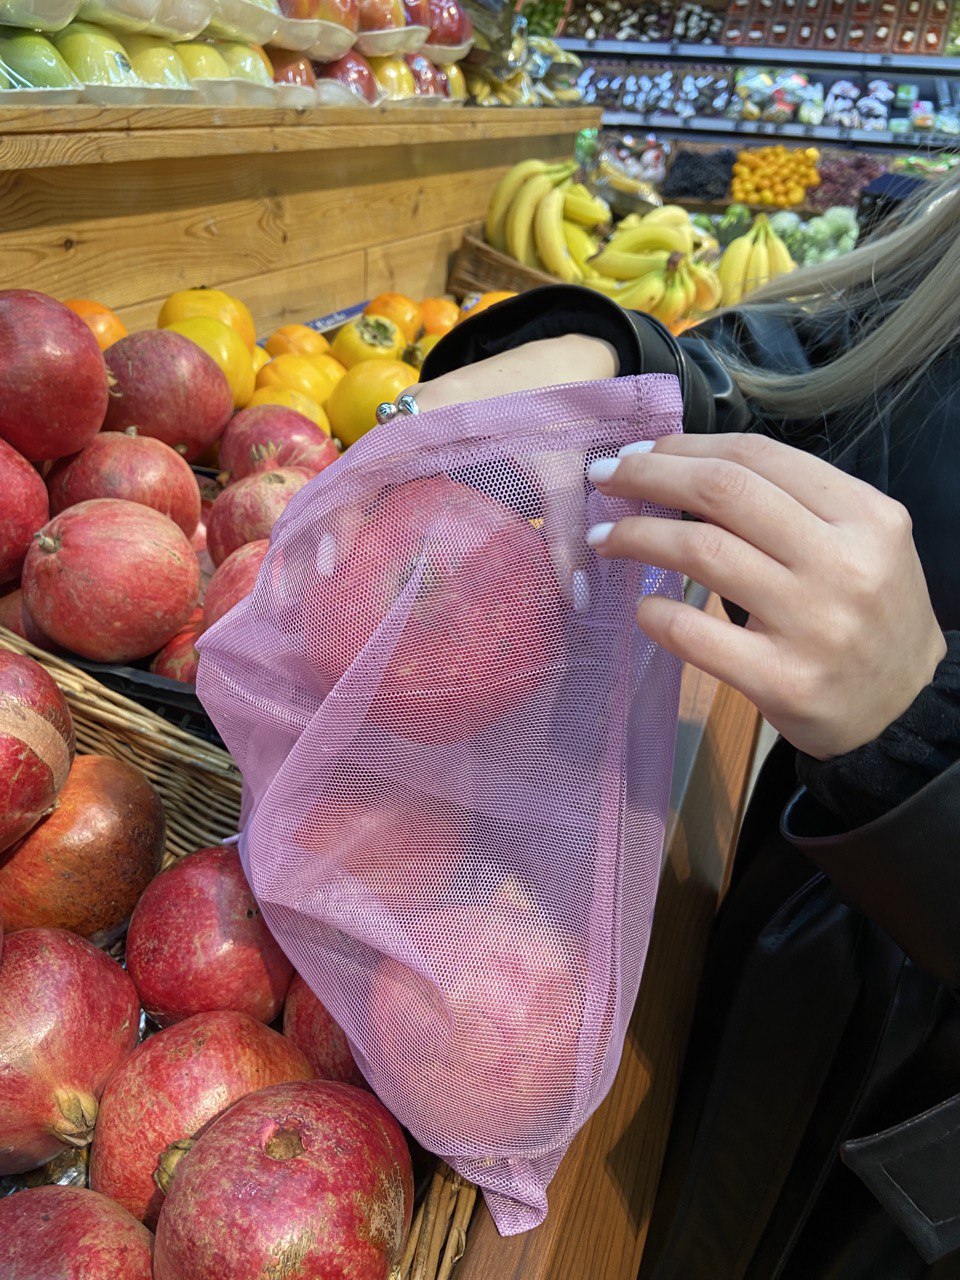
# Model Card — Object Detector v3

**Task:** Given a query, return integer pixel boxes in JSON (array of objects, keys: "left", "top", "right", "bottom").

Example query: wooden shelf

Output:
[{"left": 0, "top": 104, "right": 600, "bottom": 172}]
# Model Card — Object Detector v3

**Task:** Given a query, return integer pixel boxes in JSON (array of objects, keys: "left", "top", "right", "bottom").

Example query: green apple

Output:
[
  {"left": 120, "top": 34, "right": 191, "bottom": 86},
  {"left": 0, "top": 31, "right": 81, "bottom": 88},
  {"left": 51, "top": 21, "right": 140, "bottom": 85},
  {"left": 175, "top": 40, "right": 232, "bottom": 78},
  {"left": 214, "top": 40, "right": 273, "bottom": 84}
]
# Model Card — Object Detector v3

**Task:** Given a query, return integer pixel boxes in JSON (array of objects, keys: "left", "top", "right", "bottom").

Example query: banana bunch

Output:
[
  {"left": 582, "top": 205, "right": 723, "bottom": 331},
  {"left": 717, "top": 214, "right": 795, "bottom": 306},
  {"left": 485, "top": 161, "right": 612, "bottom": 284}
]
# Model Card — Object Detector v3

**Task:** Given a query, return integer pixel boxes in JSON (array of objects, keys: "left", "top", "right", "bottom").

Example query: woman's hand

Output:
[{"left": 587, "top": 432, "right": 946, "bottom": 760}]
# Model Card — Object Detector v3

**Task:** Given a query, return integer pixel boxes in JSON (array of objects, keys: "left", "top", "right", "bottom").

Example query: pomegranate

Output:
[
  {"left": 0, "top": 927, "right": 139, "bottom": 1174},
  {"left": 89, "top": 1009, "right": 313, "bottom": 1227},
  {"left": 0, "top": 1186, "right": 153, "bottom": 1280},
  {"left": 22, "top": 499, "right": 201, "bottom": 663},
  {"left": 206, "top": 467, "right": 312, "bottom": 566},
  {"left": 47, "top": 429, "right": 202, "bottom": 538},
  {"left": 307, "top": 474, "right": 562, "bottom": 742},
  {"left": 0, "top": 651, "right": 75, "bottom": 855},
  {"left": 0, "top": 588, "right": 53, "bottom": 647},
  {"left": 0, "top": 291, "right": 109, "bottom": 462},
  {"left": 150, "top": 625, "right": 201, "bottom": 682},
  {"left": 283, "top": 973, "right": 363, "bottom": 1086},
  {"left": 103, "top": 330, "right": 233, "bottom": 462},
  {"left": 192, "top": 479, "right": 219, "bottom": 580},
  {"left": 0, "top": 754, "right": 165, "bottom": 945},
  {"left": 218, "top": 406, "right": 339, "bottom": 483},
  {"left": 153, "top": 1080, "right": 413, "bottom": 1280},
  {"left": 368, "top": 884, "right": 584, "bottom": 1151},
  {"left": 126, "top": 845, "right": 293, "bottom": 1027},
  {"left": 0, "top": 438, "right": 49, "bottom": 585},
  {"left": 201, "top": 538, "right": 268, "bottom": 631}
]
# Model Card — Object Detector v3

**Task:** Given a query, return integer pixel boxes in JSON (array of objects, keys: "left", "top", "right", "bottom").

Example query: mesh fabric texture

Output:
[{"left": 196, "top": 376, "right": 684, "bottom": 1234}]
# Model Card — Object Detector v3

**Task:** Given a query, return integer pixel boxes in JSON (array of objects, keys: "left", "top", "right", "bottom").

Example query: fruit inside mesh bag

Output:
[{"left": 197, "top": 377, "right": 684, "bottom": 1238}]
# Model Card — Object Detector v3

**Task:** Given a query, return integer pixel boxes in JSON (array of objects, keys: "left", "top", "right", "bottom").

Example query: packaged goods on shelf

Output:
[{"left": 563, "top": 0, "right": 726, "bottom": 43}]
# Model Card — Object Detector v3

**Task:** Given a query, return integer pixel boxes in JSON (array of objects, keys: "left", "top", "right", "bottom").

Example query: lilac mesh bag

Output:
[{"left": 196, "top": 374, "right": 684, "bottom": 1234}]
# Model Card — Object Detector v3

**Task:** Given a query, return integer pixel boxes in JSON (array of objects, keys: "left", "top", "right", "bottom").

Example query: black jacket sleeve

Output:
[{"left": 420, "top": 283, "right": 960, "bottom": 983}]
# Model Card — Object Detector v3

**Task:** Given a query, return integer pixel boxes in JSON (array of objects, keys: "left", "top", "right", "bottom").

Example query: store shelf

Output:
[
  {"left": 601, "top": 108, "right": 953, "bottom": 147},
  {"left": 0, "top": 104, "right": 601, "bottom": 172},
  {"left": 557, "top": 35, "right": 960, "bottom": 73}
]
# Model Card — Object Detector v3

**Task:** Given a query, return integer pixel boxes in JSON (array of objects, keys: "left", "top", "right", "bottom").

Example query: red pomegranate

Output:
[
  {"left": 306, "top": 474, "right": 562, "bottom": 742},
  {"left": 0, "top": 1186, "right": 153, "bottom": 1280},
  {"left": 47, "top": 429, "right": 202, "bottom": 538},
  {"left": 368, "top": 884, "right": 583, "bottom": 1151},
  {"left": 0, "top": 754, "right": 165, "bottom": 945},
  {"left": 150, "top": 625, "right": 201, "bottom": 683},
  {"left": 103, "top": 330, "right": 233, "bottom": 462},
  {"left": 0, "top": 651, "right": 75, "bottom": 855},
  {"left": 126, "top": 845, "right": 293, "bottom": 1027},
  {"left": 153, "top": 1081, "right": 413, "bottom": 1280},
  {"left": 89, "top": 1009, "right": 314, "bottom": 1227},
  {"left": 206, "top": 467, "right": 312, "bottom": 566},
  {"left": 218, "top": 406, "right": 339, "bottom": 483},
  {"left": 0, "top": 291, "right": 109, "bottom": 462},
  {"left": 283, "top": 973, "right": 363, "bottom": 1086},
  {"left": 0, "top": 588, "right": 52, "bottom": 647},
  {"left": 22, "top": 499, "right": 201, "bottom": 662},
  {"left": 201, "top": 538, "right": 268, "bottom": 631},
  {"left": 0, "top": 927, "right": 139, "bottom": 1174},
  {"left": 0, "top": 438, "right": 49, "bottom": 584}
]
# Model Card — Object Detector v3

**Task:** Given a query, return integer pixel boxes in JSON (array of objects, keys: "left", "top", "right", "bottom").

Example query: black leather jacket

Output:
[{"left": 421, "top": 287, "right": 960, "bottom": 1280}]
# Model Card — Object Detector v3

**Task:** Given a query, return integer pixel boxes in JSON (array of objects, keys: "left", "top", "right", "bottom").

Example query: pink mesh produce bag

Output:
[{"left": 196, "top": 375, "right": 684, "bottom": 1234}]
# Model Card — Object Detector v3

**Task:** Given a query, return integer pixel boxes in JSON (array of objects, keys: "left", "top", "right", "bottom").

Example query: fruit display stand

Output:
[{"left": 0, "top": 104, "right": 598, "bottom": 323}]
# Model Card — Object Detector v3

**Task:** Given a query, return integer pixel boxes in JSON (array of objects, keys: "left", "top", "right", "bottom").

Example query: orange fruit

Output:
[
  {"left": 65, "top": 299, "right": 127, "bottom": 351},
  {"left": 458, "top": 291, "right": 517, "bottom": 322},
  {"left": 256, "top": 353, "right": 336, "bottom": 407},
  {"left": 419, "top": 296, "right": 460, "bottom": 337},
  {"left": 165, "top": 315, "right": 255, "bottom": 409},
  {"left": 326, "top": 359, "right": 419, "bottom": 448},
  {"left": 364, "top": 293, "right": 423, "bottom": 343},
  {"left": 264, "top": 323, "right": 331, "bottom": 360},
  {"left": 304, "top": 352, "right": 347, "bottom": 404},
  {"left": 246, "top": 385, "right": 330, "bottom": 434},
  {"left": 252, "top": 345, "right": 271, "bottom": 374},
  {"left": 158, "top": 288, "right": 256, "bottom": 353}
]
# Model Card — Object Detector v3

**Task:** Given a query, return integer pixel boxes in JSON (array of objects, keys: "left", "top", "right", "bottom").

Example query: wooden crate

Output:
[{"left": 448, "top": 232, "right": 559, "bottom": 298}]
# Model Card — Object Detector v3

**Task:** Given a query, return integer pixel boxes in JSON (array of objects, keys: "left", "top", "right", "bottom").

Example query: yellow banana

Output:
[
  {"left": 717, "top": 232, "right": 754, "bottom": 307},
  {"left": 563, "top": 221, "right": 600, "bottom": 275},
  {"left": 505, "top": 171, "right": 561, "bottom": 268},
  {"left": 584, "top": 276, "right": 634, "bottom": 299},
  {"left": 534, "top": 184, "right": 582, "bottom": 283},
  {"left": 616, "top": 213, "right": 644, "bottom": 231},
  {"left": 563, "top": 183, "right": 612, "bottom": 229},
  {"left": 614, "top": 270, "right": 668, "bottom": 314},
  {"left": 743, "top": 226, "right": 770, "bottom": 296},
  {"left": 766, "top": 228, "right": 796, "bottom": 278},
  {"left": 604, "top": 221, "right": 691, "bottom": 257},
  {"left": 688, "top": 261, "right": 723, "bottom": 313},
  {"left": 588, "top": 246, "right": 671, "bottom": 281},
  {"left": 677, "top": 260, "right": 697, "bottom": 316},
  {"left": 650, "top": 269, "right": 690, "bottom": 328},
  {"left": 486, "top": 159, "right": 573, "bottom": 254},
  {"left": 643, "top": 204, "right": 692, "bottom": 229}
]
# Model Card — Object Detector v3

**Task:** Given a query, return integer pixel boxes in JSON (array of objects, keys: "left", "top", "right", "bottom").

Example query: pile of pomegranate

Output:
[
  {"left": 0, "top": 290, "right": 339, "bottom": 681},
  {"left": 0, "top": 649, "right": 414, "bottom": 1278}
]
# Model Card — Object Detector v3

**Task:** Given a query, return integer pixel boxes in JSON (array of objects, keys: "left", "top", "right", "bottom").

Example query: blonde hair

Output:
[{"left": 725, "top": 167, "right": 960, "bottom": 429}]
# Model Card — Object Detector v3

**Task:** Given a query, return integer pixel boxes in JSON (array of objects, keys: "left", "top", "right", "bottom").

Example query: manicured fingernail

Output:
[
  {"left": 586, "top": 521, "right": 614, "bottom": 548},
  {"left": 316, "top": 533, "right": 336, "bottom": 577},
  {"left": 572, "top": 569, "right": 590, "bottom": 613},
  {"left": 618, "top": 440, "right": 655, "bottom": 458},
  {"left": 587, "top": 456, "right": 619, "bottom": 485},
  {"left": 221, "top": 834, "right": 241, "bottom": 846}
]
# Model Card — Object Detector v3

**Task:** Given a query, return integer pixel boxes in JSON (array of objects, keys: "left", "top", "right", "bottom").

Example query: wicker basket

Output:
[
  {"left": 0, "top": 626, "right": 478, "bottom": 1277},
  {"left": 0, "top": 627, "right": 241, "bottom": 867},
  {"left": 448, "top": 232, "right": 558, "bottom": 298}
]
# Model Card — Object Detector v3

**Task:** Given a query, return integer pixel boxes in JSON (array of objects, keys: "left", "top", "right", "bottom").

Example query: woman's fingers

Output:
[
  {"left": 588, "top": 514, "right": 791, "bottom": 622},
  {"left": 588, "top": 445, "right": 826, "bottom": 570},
  {"left": 635, "top": 593, "right": 771, "bottom": 699}
]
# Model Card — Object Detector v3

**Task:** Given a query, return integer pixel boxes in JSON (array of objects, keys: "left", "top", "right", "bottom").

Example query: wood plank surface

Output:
[{"left": 455, "top": 593, "right": 760, "bottom": 1280}]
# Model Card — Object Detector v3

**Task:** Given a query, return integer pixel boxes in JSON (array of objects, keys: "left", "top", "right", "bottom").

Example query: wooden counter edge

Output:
[{"left": 454, "top": 594, "right": 761, "bottom": 1280}]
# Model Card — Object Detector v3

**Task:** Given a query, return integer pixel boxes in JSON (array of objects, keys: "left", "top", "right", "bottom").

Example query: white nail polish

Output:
[
  {"left": 572, "top": 569, "right": 590, "bottom": 613},
  {"left": 618, "top": 440, "right": 656, "bottom": 458},
  {"left": 586, "top": 521, "right": 615, "bottom": 548},
  {"left": 316, "top": 533, "right": 337, "bottom": 577},
  {"left": 587, "top": 457, "right": 619, "bottom": 485}
]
